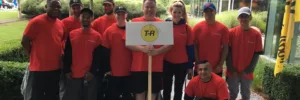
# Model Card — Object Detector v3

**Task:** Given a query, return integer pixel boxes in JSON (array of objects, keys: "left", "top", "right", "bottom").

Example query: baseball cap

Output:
[
  {"left": 238, "top": 7, "right": 251, "bottom": 17},
  {"left": 69, "top": 0, "right": 82, "bottom": 7},
  {"left": 203, "top": 2, "right": 216, "bottom": 11},
  {"left": 80, "top": 8, "right": 93, "bottom": 16},
  {"left": 114, "top": 6, "right": 127, "bottom": 13},
  {"left": 103, "top": 0, "right": 114, "bottom": 5}
]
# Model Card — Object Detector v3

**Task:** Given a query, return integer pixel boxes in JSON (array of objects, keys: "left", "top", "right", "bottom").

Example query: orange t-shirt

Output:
[
  {"left": 128, "top": 17, "right": 164, "bottom": 72},
  {"left": 61, "top": 16, "right": 82, "bottom": 40},
  {"left": 185, "top": 73, "right": 230, "bottom": 100},
  {"left": 23, "top": 14, "right": 64, "bottom": 71},
  {"left": 193, "top": 21, "right": 229, "bottom": 72},
  {"left": 91, "top": 15, "right": 117, "bottom": 35},
  {"left": 226, "top": 26, "right": 263, "bottom": 80},
  {"left": 164, "top": 24, "right": 194, "bottom": 64},
  {"left": 101, "top": 23, "right": 132, "bottom": 76},
  {"left": 69, "top": 28, "right": 102, "bottom": 78}
]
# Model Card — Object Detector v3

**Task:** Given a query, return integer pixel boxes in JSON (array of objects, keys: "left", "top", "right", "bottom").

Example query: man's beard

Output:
[
  {"left": 83, "top": 24, "right": 89, "bottom": 27},
  {"left": 105, "top": 10, "right": 113, "bottom": 15}
]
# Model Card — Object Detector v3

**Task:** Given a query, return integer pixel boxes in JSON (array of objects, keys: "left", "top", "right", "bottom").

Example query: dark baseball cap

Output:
[
  {"left": 80, "top": 8, "right": 93, "bottom": 16},
  {"left": 69, "top": 0, "right": 82, "bottom": 7},
  {"left": 114, "top": 6, "right": 127, "bottom": 13},
  {"left": 203, "top": 2, "right": 216, "bottom": 11},
  {"left": 103, "top": 0, "right": 114, "bottom": 5}
]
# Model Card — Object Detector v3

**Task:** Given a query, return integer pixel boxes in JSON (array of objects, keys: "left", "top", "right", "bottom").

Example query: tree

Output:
[{"left": 184, "top": 0, "right": 190, "bottom": 5}]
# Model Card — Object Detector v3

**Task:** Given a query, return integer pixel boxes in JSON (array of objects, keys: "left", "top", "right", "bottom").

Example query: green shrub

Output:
[
  {"left": 186, "top": 5, "right": 191, "bottom": 14},
  {"left": 0, "top": 39, "right": 29, "bottom": 62},
  {"left": 252, "top": 56, "right": 274, "bottom": 92},
  {"left": 187, "top": 17, "right": 203, "bottom": 27},
  {"left": 0, "top": 61, "right": 27, "bottom": 100},
  {"left": 21, "top": 0, "right": 167, "bottom": 20},
  {"left": 263, "top": 64, "right": 300, "bottom": 100}
]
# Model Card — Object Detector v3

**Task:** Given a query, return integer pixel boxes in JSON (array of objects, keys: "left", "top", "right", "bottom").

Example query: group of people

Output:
[{"left": 21, "top": 0, "right": 263, "bottom": 100}]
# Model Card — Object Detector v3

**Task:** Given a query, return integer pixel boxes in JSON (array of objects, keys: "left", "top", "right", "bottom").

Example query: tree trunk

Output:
[
  {"left": 89, "top": 0, "right": 94, "bottom": 11},
  {"left": 18, "top": 0, "right": 21, "bottom": 18}
]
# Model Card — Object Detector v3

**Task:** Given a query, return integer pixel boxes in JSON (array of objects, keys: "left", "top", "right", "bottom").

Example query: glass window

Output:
[
  {"left": 295, "top": 35, "right": 300, "bottom": 63},
  {"left": 269, "top": 0, "right": 285, "bottom": 58}
]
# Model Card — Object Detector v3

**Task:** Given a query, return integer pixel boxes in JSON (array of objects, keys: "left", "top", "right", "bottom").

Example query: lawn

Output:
[
  {"left": 0, "top": 20, "right": 28, "bottom": 44},
  {"left": 0, "top": 11, "right": 19, "bottom": 21}
]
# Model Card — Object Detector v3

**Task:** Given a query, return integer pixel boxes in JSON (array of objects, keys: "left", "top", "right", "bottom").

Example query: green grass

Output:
[
  {"left": 0, "top": 11, "right": 19, "bottom": 21},
  {"left": 0, "top": 20, "right": 28, "bottom": 43}
]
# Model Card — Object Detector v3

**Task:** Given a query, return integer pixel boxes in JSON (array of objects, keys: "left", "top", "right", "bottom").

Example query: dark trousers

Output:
[
  {"left": 105, "top": 75, "right": 133, "bottom": 100},
  {"left": 96, "top": 75, "right": 105, "bottom": 100},
  {"left": 163, "top": 61, "right": 187, "bottom": 100},
  {"left": 30, "top": 69, "right": 61, "bottom": 100}
]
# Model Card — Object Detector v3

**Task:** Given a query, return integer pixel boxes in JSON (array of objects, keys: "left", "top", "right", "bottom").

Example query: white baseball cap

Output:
[{"left": 238, "top": 7, "right": 251, "bottom": 17}]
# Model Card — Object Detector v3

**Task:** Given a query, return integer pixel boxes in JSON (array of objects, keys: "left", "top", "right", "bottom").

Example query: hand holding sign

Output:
[{"left": 126, "top": 21, "right": 173, "bottom": 100}]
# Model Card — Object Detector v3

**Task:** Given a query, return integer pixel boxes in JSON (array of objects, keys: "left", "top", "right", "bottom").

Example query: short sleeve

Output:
[
  {"left": 217, "top": 80, "right": 230, "bottom": 100},
  {"left": 186, "top": 25, "right": 194, "bottom": 45},
  {"left": 185, "top": 77, "right": 196, "bottom": 97},
  {"left": 192, "top": 24, "right": 200, "bottom": 43},
  {"left": 101, "top": 29, "right": 111, "bottom": 48},
  {"left": 255, "top": 32, "right": 263, "bottom": 53},
  {"left": 91, "top": 21, "right": 99, "bottom": 32},
  {"left": 228, "top": 28, "right": 234, "bottom": 47},
  {"left": 222, "top": 26, "right": 230, "bottom": 45},
  {"left": 23, "top": 19, "right": 38, "bottom": 39}
]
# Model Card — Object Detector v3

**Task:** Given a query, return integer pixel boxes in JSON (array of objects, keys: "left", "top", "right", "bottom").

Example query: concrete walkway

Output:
[{"left": 0, "top": 18, "right": 22, "bottom": 24}]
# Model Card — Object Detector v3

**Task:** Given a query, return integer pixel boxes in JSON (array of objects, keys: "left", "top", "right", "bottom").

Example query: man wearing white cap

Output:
[{"left": 226, "top": 7, "right": 263, "bottom": 100}]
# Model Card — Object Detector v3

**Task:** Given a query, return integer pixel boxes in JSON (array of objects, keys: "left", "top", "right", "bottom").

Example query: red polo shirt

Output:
[
  {"left": 185, "top": 73, "right": 230, "bottom": 100},
  {"left": 193, "top": 21, "right": 229, "bottom": 72},
  {"left": 226, "top": 26, "right": 263, "bottom": 80},
  {"left": 101, "top": 23, "right": 132, "bottom": 76},
  {"left": 128, "top": 17, "right": 164, "bottom": 72},
  {"left": 61, "top": 16, "right": 81, "bottom": 40},
  {"left": 164, "top": 24, "right": 194, "bottom": 64},
  {"left": 92, "top": 15, "right": 117, "bottom": 35},
  {"left": 23, "top": 14, "right": 64, "bottom": 71},
  {"left": 69, "top": 28, "right": 102, "bottom": 78}
]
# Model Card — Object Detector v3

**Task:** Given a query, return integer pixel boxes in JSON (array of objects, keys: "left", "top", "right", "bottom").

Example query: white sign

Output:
[{"left": 125, "top": 22, "right": 173, "bottom": 45}]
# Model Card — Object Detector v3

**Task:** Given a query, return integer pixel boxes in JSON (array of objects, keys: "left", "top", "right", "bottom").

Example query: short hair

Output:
[
  {"left": 195, "top": 60, "right": 209, "bottom": 65},
  {"left": 46, "top": 0, "right": 60, "bottom": 6},
  {"left": 143, "top": 0, "right": 156, "bottom": 3}
]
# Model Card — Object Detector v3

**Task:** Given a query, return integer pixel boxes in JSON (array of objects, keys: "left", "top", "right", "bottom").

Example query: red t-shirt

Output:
[
  {"left": 193, "top": 21, "right": 229, "bottom": 72},
  {"left": 92, "top": 15, "right": 117, "bottom": 35},
  {"left": 164, "top": 24, "right": 194, "bottom": 64},
  {"left": 23, "top": 14, "right": 64, "bottom": 71},
  {"left": 69, "top": 28, "right": 102, "bottom": 78},
  {"left": 129, "top": 17, "right": 165, "bottom": 72},
  {"left": 61, "top": 16, "right": 81, "bottom": 40},
  {"left": 185, "top": 73, "right": 230, "bottom": 100},
  {"left": 226, "top": 26, "right": 263, "bottom": 80},
  {"left": 101, "top": 24, "right": 132, "bottom": 76}
]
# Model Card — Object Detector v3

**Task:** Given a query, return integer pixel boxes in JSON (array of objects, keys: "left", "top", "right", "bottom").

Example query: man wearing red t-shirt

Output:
[
  {"left": 184, "top": 60, "right": 229, "bottom": 100},
  {"left": 61, "top": 0, "right": 83, "bottom": 40},
  {"left": 91, "top": 0, "right": 116, "bottom": 35},
  {"left": 59, "top": 0, "right": 83, "bottom": 98},
  {"left": 21, "top": 0, "right": 64, "bottom": 100},
  {"left": 226, "top": 7, "right": 263, "bottom": 100},
  {"left": 193, "top": 2, "right": 229, "bottom": 77},
  {"left": 62, "top": 8, "right": 106, "bottom": 100},
  {"left": 101, "top": 6, "right": 134, "bottom": 100},
  {"left": 125, "top": 0, "right": 172, "bottom": 100}
]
